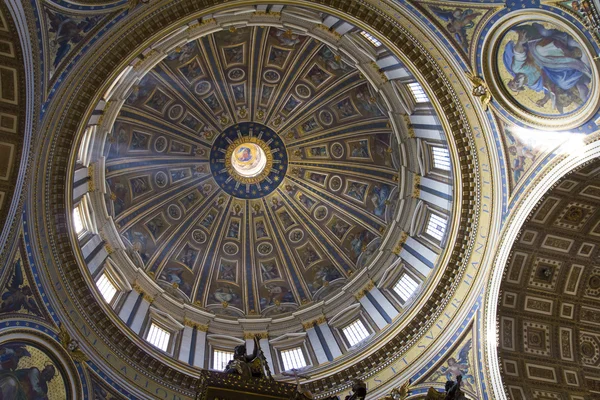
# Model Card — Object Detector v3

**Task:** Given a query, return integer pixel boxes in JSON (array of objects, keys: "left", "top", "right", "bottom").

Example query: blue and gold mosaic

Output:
[{"left": 210, "top": 122, "right": 288, "bottom": 199}]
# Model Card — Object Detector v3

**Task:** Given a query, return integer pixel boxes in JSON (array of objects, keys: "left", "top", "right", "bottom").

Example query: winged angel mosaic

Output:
[
  {"left": 0, "top": 259, "right": 41, "bottom": 316},
  {"left": 430, "top": 7, "right": 481, "bottom": 50}
]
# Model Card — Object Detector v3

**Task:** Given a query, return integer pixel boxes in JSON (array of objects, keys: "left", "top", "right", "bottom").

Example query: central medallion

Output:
[
  {"left": 226, "top": 139, "right": 271, "bottom": 182},
  {"left": 210, "top": 122, "right": 288, "bottom": 199},
  {"left": 230, "top": 143, "right": 267, "bottom": 178}
]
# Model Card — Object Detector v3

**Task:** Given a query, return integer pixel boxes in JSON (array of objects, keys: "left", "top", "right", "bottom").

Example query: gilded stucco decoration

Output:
[{"left": 467, "top": 74, "right": 492, "bottom": 111}]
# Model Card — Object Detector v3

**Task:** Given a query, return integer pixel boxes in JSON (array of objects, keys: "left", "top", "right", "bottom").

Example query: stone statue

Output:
[
  {"left": 426, "top": 375, "right": 467, "bottom": 400},
  {"left": 224, "top": 336, "right": 268, "bottom": 379},
  {"left": 345, "top": 379, "right": 367, "bottom": 400},
  {"left": 317, "top": 379, "right": 367, "bottom": 400}
]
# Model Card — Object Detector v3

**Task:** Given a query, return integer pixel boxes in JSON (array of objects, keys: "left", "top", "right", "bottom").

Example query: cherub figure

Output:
[
  {"left": 430, "top": 7, "right": 481, "bottom": 50},
  {"left": 435, "top": 339, "right": 475, "bottom": 386},
  {"left": 45, "top": 9, "right": 101, "bottom": 68}
]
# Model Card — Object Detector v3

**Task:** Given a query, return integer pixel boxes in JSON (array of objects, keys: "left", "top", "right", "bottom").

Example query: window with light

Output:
[
  {"left": 426, "top": 213, "right": 448, "bottom": 241},
  {"left": 146, "top": 323, "right": 171, "bottom": 352},
  {"left": 432, "top": 147, "right": 451, "bottom": 171},
  {"left": 281, "top": 347, "right": 307, "bottom": 371},
  {"left": 407, "top": 82, "right": 429, "bottom": 103},
  {"left": 73, "top": 206, "right": 85, "bottom": 234},
  {"left": 342, "top": 319, "right": 370, "bottom": 347},
  {"left": 360, "top": 31, "right": 382, "bottom": 47},
  {"left": 213, "top": 349, "right": 234, "bottom": 371},
  {"left": 393, "top": 273, "right": 419, "bottom": 302},
  {"left": 96, "top": 273, "right": 117, "bottom": 303}
]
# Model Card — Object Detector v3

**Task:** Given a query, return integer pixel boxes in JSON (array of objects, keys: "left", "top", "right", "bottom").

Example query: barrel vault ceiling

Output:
[{"left": 498, "top": 159, "right": 600, "bottom": 399}]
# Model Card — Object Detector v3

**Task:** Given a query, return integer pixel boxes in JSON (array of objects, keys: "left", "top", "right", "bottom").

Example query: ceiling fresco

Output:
[
  {"left": 497, "top": 159, "right": 600, "bottom": 399},
  {"left": 10, "top": 0, "right": 600, "bottom": 397},
  {"left": 412, "top": 2, "right": 499, "bottom": 61},
  {"left": 103, "top": 26, "right": 403, "bottom": 317},
  {"left": 481, "top": 11, "right": 599, "bottom": 131},
  {"left": 410, "top": 318, "right": 484, "bottom": 400},
  {"left": 0, "top": 341, "right": 69, "bottom": 398}
]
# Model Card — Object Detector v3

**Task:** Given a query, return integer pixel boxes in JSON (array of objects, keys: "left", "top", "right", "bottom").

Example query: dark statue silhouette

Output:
[
  {"left": 426, "top": 375, "right": 467, "bottom": 400},
  {"left": 224, "top": 336, "right": 272, "bottom": 379}
]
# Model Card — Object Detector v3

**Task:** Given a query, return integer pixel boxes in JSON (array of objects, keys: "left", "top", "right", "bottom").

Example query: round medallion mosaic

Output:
[
  {"left": 231, "top": 143, "right": 267, "bottom": 178},
  {"left": 210, "top": 122, "right": 287, "bottom": 199}
]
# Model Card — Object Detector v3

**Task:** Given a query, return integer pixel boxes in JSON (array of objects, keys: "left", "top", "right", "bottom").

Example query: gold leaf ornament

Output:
[
  {"left": 58, "top": 323, "right": 89, "bottom": 363},
  {"left": 467, "top": 73, "right": 492, "bottom": 111}
]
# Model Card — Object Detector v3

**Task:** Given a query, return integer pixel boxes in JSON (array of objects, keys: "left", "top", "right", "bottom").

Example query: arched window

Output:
[
  {"left": 72, "top": 206, "right": 85, "bottom": 235},
  {"left": 96, "top": 272, "right": 118, "bottom": 303},
  {"left": 426, "top": 212, "right": 448, "bottom": 242},
  {"left": 432, "top": 146, "right": 451, "bottom": 171}
]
